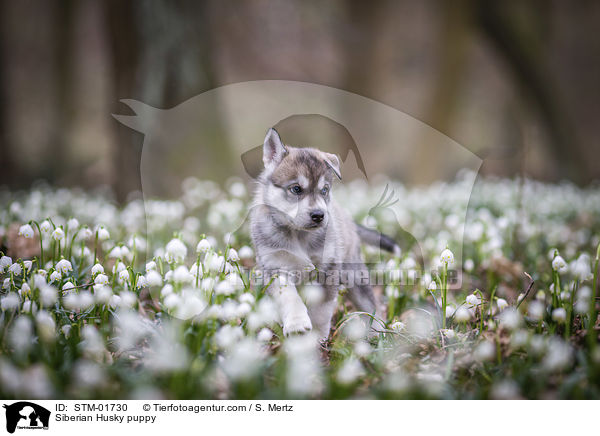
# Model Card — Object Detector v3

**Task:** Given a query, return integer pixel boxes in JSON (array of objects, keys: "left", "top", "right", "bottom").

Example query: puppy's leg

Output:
[
  {"left": 347, "top": 283, "right": 376, "bottom": 315},
  {"left": 346, "top": 264, "right": 386, "bottom": 333},
  {"left": 269, "top": 276, "right": 312, "bottom": 336},
  {"left": 307, "top": 291, "right": 338, "bottom": 341}
]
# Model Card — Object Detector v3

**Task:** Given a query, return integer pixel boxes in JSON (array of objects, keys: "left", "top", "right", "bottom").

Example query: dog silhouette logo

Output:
[{"left": 3, "top": 402, "right": 50, "bottom": 433}]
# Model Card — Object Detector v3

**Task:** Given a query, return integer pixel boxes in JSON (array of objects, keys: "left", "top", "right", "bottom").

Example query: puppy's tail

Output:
[{"left": 355, "top": 223, "right": 401, "bottom": 257}]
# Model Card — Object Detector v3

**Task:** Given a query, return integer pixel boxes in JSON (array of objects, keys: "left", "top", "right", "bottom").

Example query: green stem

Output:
[
  {"left": 588, "top": 243, "right": 600, "bottom": 349},
  {"left": 195, "top": 254, "right": 201, "bottom": 288},
  {"left": 93, "top": 230, "right": 99, "bottom": 265},
  {"left": 442, "top": 263, "right": 448, "bottom": 329},
  {"left": 565, "top": 280, "right": 577, "bottom": 340},
  {"left": 31, "top": 221, "right": 44, "bottom": 267}
]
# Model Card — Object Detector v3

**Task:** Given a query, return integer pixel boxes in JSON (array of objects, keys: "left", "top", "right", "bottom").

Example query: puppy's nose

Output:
[{"left": 310, "top": 210, "right": 324, "bottom": 223}]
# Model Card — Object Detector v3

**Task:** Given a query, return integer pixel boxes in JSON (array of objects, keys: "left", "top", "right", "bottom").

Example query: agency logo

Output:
[{"left": 2, "top": 402, "right": 50, "bottom": 434}]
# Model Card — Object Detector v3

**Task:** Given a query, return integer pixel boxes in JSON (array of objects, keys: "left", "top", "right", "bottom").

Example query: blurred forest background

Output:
[{"left": 0, "top": 0, "right": 599, "bottom": 202}]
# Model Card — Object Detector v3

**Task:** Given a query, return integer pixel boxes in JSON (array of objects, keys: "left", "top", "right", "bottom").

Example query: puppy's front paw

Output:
[{"left": 282, "top": 310, "right": 312, "bottom": 336}]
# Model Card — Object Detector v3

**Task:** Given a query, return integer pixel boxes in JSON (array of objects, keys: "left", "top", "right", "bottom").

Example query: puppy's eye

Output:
[
  {"left": 321, "top": 186, "right": 330, "bottom": 196},
  {"left": 290, "top": 185, "right": 303, "bottom": 195}
]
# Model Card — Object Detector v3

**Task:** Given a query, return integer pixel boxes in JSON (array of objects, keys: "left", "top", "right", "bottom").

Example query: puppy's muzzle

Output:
[{"left": 310, "top": 210, "right": 325, "bottom": 223}]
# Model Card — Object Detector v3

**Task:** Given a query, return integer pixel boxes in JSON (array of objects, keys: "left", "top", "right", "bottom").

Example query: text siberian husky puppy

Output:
[{"left": 250, "top": 128, "right": 400, "bottom": 339}]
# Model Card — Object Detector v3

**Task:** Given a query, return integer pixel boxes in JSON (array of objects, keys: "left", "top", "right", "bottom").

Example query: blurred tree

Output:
[
  {"left": 475, "top": 0, "right": 583, "bottom": 182},
  {"left": 0, "top": 0, "right": 12, "bottom": 184}
]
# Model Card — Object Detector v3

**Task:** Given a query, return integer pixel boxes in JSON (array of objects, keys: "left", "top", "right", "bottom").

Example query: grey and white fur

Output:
[{"left": 250, "top": 128, "right": 400, "bottom": 340}]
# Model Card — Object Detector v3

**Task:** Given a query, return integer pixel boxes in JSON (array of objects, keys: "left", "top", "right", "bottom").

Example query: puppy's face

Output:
[{"left": 260, "top": 129, "right": 341, "bottom": 231}]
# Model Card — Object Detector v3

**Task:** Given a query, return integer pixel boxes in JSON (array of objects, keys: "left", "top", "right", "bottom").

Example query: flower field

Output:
[{"left": 1, "top": 172, "right": 600, "bottom": 400}]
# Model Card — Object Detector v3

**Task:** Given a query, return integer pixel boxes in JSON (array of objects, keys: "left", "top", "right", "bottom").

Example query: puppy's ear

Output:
[
  {"left": 323, "top": 152, "right": 342, "bottom": 180},
  {"left": 263, "top": 128, "right": 287, "bottom": 168}
]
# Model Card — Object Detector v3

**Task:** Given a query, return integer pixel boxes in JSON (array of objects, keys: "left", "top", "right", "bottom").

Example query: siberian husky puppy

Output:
[{"left": 250, "top": 128, "right": 399, "bottom": 339}]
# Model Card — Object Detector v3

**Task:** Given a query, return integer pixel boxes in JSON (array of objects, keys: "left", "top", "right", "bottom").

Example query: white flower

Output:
[
  {"left": 302, "top": 285, "right": 324, "bottom": 306},
  {"left": 238, "top": 246, "right": 254, "bottom": 259},
  {"left": 474, "top": 340, "right": 495, "bottom": 362},
  {"left": 496, "top": 298, "right": 508, "bottom": 311},
  {"left": 440, "top": 248, "right": 454, "bottom": 265},
  {"left": 236, "top": 302, "right": 252, "bottom": 317},
  {"left": 108, "top": 246, "right": 123, "bottom": 259},
  {"left": 94, "top": 274, "right": 109, "bottom": 286},
  {"left": 112, "top": 261, "right": 126, "bottom": 274},
  {"left": 36, "top": 311, "right": 56, "bottom": 342},
  {"left": 454, "top": 306, "right": 471, "bottom": 322},
  {"left": 18, "top": 224, "right": 34, "bottom": 238},
  {"left": 552, "top": 255, "right": 567, "bottom": 273},
  {"left": 119, "top": 246, "right": 131, "bottom": 259},
  {"left": 19, "top": 283, "right": 31, "bottom": 296},
  {"left": 0, "top": 256, "right": 12, "bottom": 273},
  {"left": 61, "top": 325, "right": 72, "bottom": 337},
  {"left": 173, "top": 266, "right": 192, "bottom": 284},
  {"left": 62, "top": 281, "right": 75, "bottom": 293},
  {"left": 354, "top": 341, "right": 372, "bottom": 357},
  {"left": 91, "top": 263, "right": 104, "bottom": 275},
  {"left": 67, "top": 218, "right": 80, "bottom": 229},
  {"left": 196, "top": 238, "right": 211, "bottom": 253},
  {"left": 163, "top": 293, "right": 181, "bottom": 310},
  {"left": 8, "top": 263, "right": 22, "bottom": 276},
  {"left": 145, "top": 270, "right": 163, "bottom": 287},
  {"left": 227, "top": 248, "right": 240, "bottom": 262},
  {"left": 39, "top": 285, "right": 58, "bottom": 307},
  {"left": 528, "top": 301, "right": 545, "bottom": 321},
  {"left": 575, "top": 298, "right": 589, "bottom": 315},
  {"left": 552, "top": 308, "right": 567, "bottom": 323},
  {"left": 40, "top": 220, "right": 53, "bottom": 234},
  {"left": 136, "top": 275, "right": 147, "bottom": 289},
  {"left": 62, "top": 292, "right": 79, "bottom": 311},
  {"left": 119, "top": 291, "right": 136, "bottom": 308},
  {"left": 160, "top": 284, "right": 173, "bottom": 298},
  {"left": 464, "top": 259, "right": 474, "bottom": 272},
  {"left": 49, "top": 271, "right": 61, "bottom": 283},
  {"left": 215, "top": 279, "right": 235, "bottom": 296},
  {"left": 205, "top": 253, "right": 225, "bottom": 274},
  {"left": 2, "top": 278, "right": 10, "bottom": 289},
  {"left": 94, "top": 286, "right": 112, "bottom": 304},
  {"left": 427, "top": 281, "right": 437, "bottom": 291},
  {"left": 257, "top": 328, "right": 273, "bottom": 342},
  {"left": 390, "top": 321, "right": 406, "bottom": 332},
  {"left": 10, "top": 316, "right": 33, "bottom": 354},
  {"left": 543, "top": 338, "right": 573, "bottom": 371},
  {"left": 1, "top": 293, "right": 20, "bottom": 310},
  {"left": 201, "top": 277, "right": 215, "bottom": 292},
  {"left": 23, "top": 261, "right": 32, "bottom": 272},
  {"left": 52, "top": 227, "right": 65, "bottom": 241},
  {"left": 118, "top": 269, "right": 130, "bottom": 283},
  {"left": 572, "top": 254, "right": 592, "bottom": 281},
  {"left": 500, "top": 307, "right": 522, "bottom": 330},
  {"left": 343, "top": 318, "right": 367, "bottom": 340},
  {"left": 22, "top": 299, "right": 37, "bottom": 313},
  {"left": 239, "top": 292, "right": 255, "bottom": 305},
  {"left": 336, "top": 357, "right": 364, "bottom": 385},
  {"left": 165, "top": 238, "right": 187, "bottom": 263},
  {"left": 145, "top": 261, "right": 157, "bottom": 272},
  {"left": 109, "top": 295, "right": 121, "bottom": 308},
  {"left": 78, "top": 227, "right": 93, "bottom": 240},
  {"left": 96, "top": 226, "right": 110, "bottom": 241},
  {"left": 466, "top": 294, "right": 480, "bottom": 308},
  {"left": 55, "top": 259, "right": 73, "bottom": 275},
  {"left": 190, "top": 262, "right": 203, "bottom": 278},
  {"left": 441, "top": 328, "right": 455, "bottom": 339}
]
